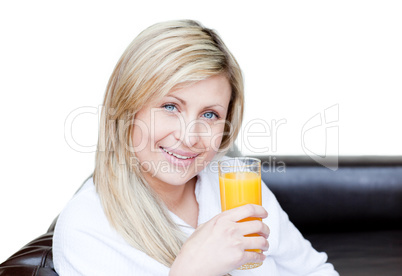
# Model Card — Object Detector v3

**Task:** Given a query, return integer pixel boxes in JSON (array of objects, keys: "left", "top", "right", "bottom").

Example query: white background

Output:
[{"left": 1, "top": 0, "right": 401, "bottom": 262}]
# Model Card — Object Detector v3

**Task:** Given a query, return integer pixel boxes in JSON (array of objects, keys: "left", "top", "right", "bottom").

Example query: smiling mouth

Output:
[{"left": 160, "top": 147, "right": 199, "bottom": 160}]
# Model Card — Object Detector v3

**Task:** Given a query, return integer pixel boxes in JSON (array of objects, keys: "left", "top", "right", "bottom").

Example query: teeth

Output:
[{"left": 161, "top": 147, "right": 195, "bottom": 160}]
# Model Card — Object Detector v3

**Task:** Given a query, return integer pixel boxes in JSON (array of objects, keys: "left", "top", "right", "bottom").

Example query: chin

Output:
[{"left": 159, "top": 173, "right": 195, "bottom": 186}]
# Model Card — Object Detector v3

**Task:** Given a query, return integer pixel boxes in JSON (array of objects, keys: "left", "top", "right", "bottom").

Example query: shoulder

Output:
[
  {"left": 55, "top": 178, "right": 107, "bottom": 232},
  {"left": 53, "top": 177, "right": 119, "bottom": 257},
  {"left": 53, "top": 177, "right": 170, "bottom": 275}
]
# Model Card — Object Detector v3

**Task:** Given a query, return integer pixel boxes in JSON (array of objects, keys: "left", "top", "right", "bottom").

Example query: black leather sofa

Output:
[
  {"left": 1, "top": 159, "right": 402, "bottom": 275},
  {"left": 262, "top": 158, "right": 402, "bottom": 276}
]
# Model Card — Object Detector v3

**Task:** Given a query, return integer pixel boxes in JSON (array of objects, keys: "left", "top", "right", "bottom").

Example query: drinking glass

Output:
[{"left": 218, "top": 157, "right": 262, "bottom": 270}]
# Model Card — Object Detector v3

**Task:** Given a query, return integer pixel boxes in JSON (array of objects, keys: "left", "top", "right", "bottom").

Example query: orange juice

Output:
[
  {"left": 219, "top": 171, "right": 261, "bottom": 211},
  {"left": 219, "top": 171, "right": 263, "bottom": 269}
]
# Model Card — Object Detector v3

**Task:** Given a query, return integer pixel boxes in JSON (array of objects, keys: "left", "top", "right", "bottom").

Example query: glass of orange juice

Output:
[{"left": 218, "top": 157, "right": 263, "bottom": 270}]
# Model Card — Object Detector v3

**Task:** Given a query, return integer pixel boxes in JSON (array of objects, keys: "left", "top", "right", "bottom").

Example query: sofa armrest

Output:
[{"left": 0, "top": 232, "right": 57, "bottom": 276}]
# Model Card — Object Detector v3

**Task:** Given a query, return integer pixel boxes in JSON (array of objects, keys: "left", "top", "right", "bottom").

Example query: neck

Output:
[
  {"left": 162, "top": 179, "right": 196, "bottom": 209},
  {"left": 143, "top": 174, "right": 197, "bottom": 207},
  {"left": 143, "top": 174, "right": 199, "bottom": 228}
]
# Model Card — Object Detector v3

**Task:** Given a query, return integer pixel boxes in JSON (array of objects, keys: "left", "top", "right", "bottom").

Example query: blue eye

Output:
[
  {"left": 163, "top": 104, "right": 177, "bottom": 112},
  {"left": 203, "top": 112, "right": 218, "bottom": 119}
]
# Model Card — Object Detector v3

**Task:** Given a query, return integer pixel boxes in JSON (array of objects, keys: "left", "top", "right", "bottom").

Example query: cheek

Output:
[
  {"left": 205, "top": 123, "right": 226, "bottom": 152},
  {"left": 134, "top": 114, "right": 179, "bottom": 150},
  {"left": 152, "top": 115, "right": 179, "bottom": 141},
  {"left": 132, "top": 119, "right": 150, "bottom": 150}
]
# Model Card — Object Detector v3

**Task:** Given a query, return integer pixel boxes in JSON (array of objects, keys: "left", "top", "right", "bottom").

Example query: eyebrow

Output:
[{"left": 167, "top": 95, "right": 226, "bottom": 110}]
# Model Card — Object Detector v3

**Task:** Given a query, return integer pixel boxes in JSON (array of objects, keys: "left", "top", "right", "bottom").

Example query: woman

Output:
[{"left": 53, "top": 20, "right": 338, "bottom": 275}]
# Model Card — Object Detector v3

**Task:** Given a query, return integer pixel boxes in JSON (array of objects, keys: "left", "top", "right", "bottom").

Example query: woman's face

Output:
[{"left": 132, "top": 74, "right": 232, "bottom": 189}]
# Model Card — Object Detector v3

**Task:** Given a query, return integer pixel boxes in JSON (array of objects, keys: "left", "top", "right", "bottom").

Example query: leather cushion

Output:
[
  {"left": 305, "top": 230, "right": 402, "bottom": 276},
  {"left": 0, "top": 232, "right": 57, "bottom": 276}
]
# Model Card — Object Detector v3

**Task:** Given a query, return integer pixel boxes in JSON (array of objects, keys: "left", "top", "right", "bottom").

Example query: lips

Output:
[{"left": 160, "top": 146, "right": 199, "bottom": 160}]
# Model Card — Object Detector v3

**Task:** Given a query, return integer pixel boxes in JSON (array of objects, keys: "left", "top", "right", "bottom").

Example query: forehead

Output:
[{"left": 165, "top": 75, "right": 231, "bottom": 105}]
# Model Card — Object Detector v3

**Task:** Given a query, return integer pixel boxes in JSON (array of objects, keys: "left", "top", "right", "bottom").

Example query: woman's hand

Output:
[{"left": 169, "top": 204, "right": 270, "bottom": 276}]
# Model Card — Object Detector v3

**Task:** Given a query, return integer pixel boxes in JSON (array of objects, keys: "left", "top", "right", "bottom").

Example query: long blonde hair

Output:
[{"left": 94, "top": 20, "right": 244, "bottom": 268}]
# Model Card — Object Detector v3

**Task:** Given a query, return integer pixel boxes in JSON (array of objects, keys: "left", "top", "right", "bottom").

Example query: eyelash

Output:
[
  {"left": 162, "top": 104, "right": 220, "bottom": 120},
  {"left": 162, "top": 104, "right": 177, "bottom": 112}
]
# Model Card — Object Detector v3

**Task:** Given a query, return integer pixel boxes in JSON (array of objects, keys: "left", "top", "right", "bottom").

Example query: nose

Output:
[
  {"left": 174, "top": 118, "right": 207, "bottom": 150},
  {"left": 185, "top": 132, "right": 200, "bottom": 149}
]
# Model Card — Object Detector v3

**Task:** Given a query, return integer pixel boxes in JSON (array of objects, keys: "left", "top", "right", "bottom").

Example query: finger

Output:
[
  {"left": 241, "top": 250, "right": 266, "bottom": 265},
  {"left": 236, "top": 220, "right": 270, "bottom": 238},
  {"left": 222, "top": 204, "right": 268, "bottom": 222},
  {"left": 241, "top": 236, "right": 269, "bottom": 252}
]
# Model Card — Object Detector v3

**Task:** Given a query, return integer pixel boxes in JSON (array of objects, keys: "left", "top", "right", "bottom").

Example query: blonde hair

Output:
[{"left": 94, "top": 20, "right": 244, "bottom": 268}]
